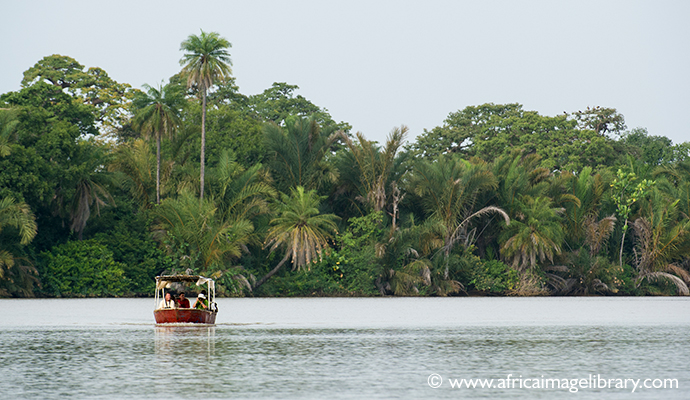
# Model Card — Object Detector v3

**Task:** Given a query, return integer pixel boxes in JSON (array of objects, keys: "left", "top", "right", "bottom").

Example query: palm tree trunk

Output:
[
  {"left": 253, "top": 252, "right": 290, "bottom": 289},
  {"left": 200, "top": 88, "right": 207, "bottom": 201},
  {"left": 156, "top": 132, "right": 161, "bottom": 205},
  {"left": 619, "top": 218, "right": 628, "bottom": 268}
]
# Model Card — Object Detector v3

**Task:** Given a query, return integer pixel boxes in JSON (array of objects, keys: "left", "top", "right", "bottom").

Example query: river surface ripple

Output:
[{"left": 0, "top": 297, "right": 688, "bottom": 399}]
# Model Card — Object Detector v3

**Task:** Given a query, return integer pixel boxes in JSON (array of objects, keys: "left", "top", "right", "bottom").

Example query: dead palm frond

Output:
[
  {"left": 639, "top": 271, "right": 689, "bottom": 296},
  {"left": 444, "top": 206, "right": 510, "bottom": 255},
  {"left": 584, "top": 215, "right": 617, "bottom": 256}
]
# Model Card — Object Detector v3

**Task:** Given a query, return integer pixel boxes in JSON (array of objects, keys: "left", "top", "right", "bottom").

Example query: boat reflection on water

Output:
[{"left": 154, "top": 325, "right": 216, "bottom": 361}]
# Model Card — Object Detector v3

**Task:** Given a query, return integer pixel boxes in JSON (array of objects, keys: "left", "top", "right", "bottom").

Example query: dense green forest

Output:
[{"left": 2, "top": 31, "right": 690, "bottom": 298}]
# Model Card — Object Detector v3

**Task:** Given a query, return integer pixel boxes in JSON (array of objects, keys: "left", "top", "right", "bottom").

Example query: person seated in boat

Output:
[
  {"left": 158, "top": 292, "right": 176, "bottom": 309},
  {"left": 193, "top": 292, "right": 209, "bottom": 310},
  {"left": 176, "top": 292, "right": 190, "bottom": 308}
]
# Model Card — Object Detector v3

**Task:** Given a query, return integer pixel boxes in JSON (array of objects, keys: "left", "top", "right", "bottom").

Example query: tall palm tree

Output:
[
  {"left": 132, "top": 82, "right": 184, "bottom": 204},
  {"left": 179, "top": 30, "right": 232, "bottom": 200},
  {"left": 254, "top": 186, "right": 340, "bottom": 289}
]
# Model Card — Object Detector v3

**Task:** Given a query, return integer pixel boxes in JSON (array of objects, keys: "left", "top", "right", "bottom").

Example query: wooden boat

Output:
[{"left": 154, "top": 275, "right": 218, "bottom": 325}]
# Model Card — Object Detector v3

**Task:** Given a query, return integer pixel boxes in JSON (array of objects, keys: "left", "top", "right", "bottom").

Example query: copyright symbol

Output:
[{"left": 428, "top": 373, "right": 443, "bottom": 388}]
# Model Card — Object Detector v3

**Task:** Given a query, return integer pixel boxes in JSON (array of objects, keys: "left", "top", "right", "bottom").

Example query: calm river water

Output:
[{"left": 0, "top": 297, "right": 688, "bottom": 399}]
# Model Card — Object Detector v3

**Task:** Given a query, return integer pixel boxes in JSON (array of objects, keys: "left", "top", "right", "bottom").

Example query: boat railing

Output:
[{"left": 154, "top": 275, "right": 217, "bottom": 312}]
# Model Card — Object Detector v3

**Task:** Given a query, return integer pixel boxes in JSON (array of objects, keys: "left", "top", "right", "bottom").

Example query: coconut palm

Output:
[
  {"left": 179, "top": 30, "right": 232, "bottom": 200},
  {"left": 254, "top": 186, "right": 340, "bottom": 289},
  {"left": 132, "top": 82, "right": 184, "bottom": 204}
]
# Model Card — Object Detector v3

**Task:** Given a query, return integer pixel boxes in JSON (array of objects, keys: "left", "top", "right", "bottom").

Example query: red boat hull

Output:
[{"left": 154, "top": 309, "right": 217, "bottom": 324}]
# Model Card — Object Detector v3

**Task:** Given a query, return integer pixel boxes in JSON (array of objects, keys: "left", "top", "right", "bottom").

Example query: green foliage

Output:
[
  {"left": 622, "top": 128, "right": 677, "bottom": 166},
  {"left": 249, "top": 82, "right": 351, "bottom": 134},
  {"left": 409, "top": 103, "right": 626, "bottom": 171},
  {"left": 264, "top": 186, "right": 340, "bottom": 270},
  {"left": 470, "top": 260, "right": 519, "bottom": 294},
  {"left": 37, "top": 240, "right": 128, "bottom": 297},
  {"left": 4, "top": 53, "right": 690, "bottom": 298},
  {"left": 409, "top": 155, "right": 505, "bottom": 262},
  {"left": 328, "top": 212, "right": 384, "bottom": 295},
  {"left": 21, "top": 54, "right": 135, "bottom": 138},
  {"left": 256, "top": 212, "right": 382, "bottom": 296},
  {"left": 336, "top": 127, "right": 409, "bottom": 216},
  {"left": 263, "top": 116, "right": 342, "bottom": 193},
  {"left": 91, "top": 208, "right": 164, "bottom": 295},
  {"left": 132, "top": 81, "right": 185, "bottom": 204},
  {"left": 572, "top": 106, "right": 627, "bottom": 136},
  {"left": 257, "top": 265, "right": 345, "bottom": 297},
  {"left": 0, "top": 196, "right": 38, "bottom": 297},
  {"left": 611, "top": 169, "right": 655, "bottom": 229},
  {"left": 179, "top": 30, "right": 232, "bottom": 92},
  {"left": 153, "top": 191, "right": 253, "bottom": 274},
  {"left": 204, "top": 105, "right": 265, "bottom": 168},
  {"left": 108, "top": 139, "right": 158, "bottom": 208},
  {"left": 500, "top": 196, "right": 564, "bottom": 271},
  {"left": 550, "top": 250, "right": 623, "bottom": 295},
  {"left": 340, "top": 212, "right": 385, "bottom": 247},
  {"left": 0, "top": 108, "right": 19, "bottom": 157}
]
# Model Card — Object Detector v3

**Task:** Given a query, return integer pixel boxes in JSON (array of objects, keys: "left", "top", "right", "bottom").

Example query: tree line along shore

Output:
[{"left": 1, "top": 31, "right": 689, "bottom": 298}]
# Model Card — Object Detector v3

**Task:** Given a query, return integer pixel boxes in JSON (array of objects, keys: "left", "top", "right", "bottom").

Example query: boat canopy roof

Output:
[
  {"left": 155, "top": 275, "right": 215, "bottom": 291},
  {"left": 156, "top": 275, "right": 208, "bottom": 283}
]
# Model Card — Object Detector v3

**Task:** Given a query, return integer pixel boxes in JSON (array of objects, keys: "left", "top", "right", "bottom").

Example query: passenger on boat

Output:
[
  {"left": 193, "top": 292, "right": 209, "bottom": 310},
  {"left": 177, "top": 292, "right": 190, "bottom": 308},
  {"left": 159, "top": 292, "right": 176, "bottom": 309}
]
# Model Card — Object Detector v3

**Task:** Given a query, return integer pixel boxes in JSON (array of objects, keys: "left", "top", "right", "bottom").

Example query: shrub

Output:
[
  {"left": 37, "top": 240, "right": 128, "bottom": 297},
  {"left": 470, "top": 259, "right": 519, "bottom": 294}
]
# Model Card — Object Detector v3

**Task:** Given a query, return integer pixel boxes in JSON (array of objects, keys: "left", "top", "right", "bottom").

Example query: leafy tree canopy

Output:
[
  {"left": 249, "top": 82, "right": 351, "bottom": 134},
  {"left": 621, "top": 127, "right": 690, "bottom": 166},
  {"left": 409, "top": 103, "right": 627, "bottom": 172},
  {"left": 21, "top": 55, "right": 136, "bottom": 137}
]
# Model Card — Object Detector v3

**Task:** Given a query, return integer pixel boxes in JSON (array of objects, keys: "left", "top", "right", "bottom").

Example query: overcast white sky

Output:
[{"left": 2, "top": 0, "right": 689, "bottom": 144}]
